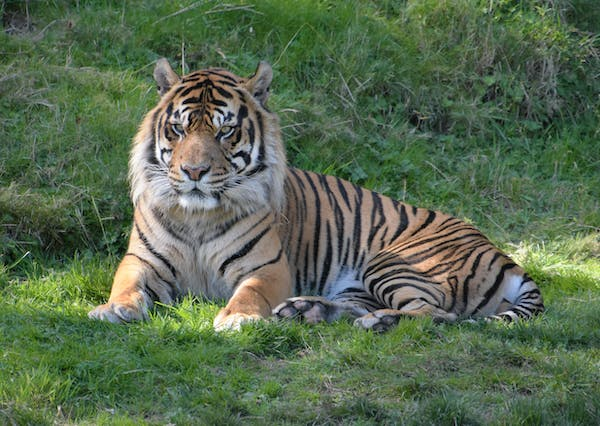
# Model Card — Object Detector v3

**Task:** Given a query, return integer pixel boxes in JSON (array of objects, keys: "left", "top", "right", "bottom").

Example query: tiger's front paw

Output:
[
  {"left": 273, "top": 296, "right": 343, "bottom": 324},
  {"left": 213, "top": 309, "right": 263, "bottom": 332},
  {"left": 88, "top": 302, "right": 147, "bottom": 323}
]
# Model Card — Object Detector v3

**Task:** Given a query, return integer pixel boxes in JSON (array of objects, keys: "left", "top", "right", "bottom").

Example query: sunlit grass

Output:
[{"left": 2, "top": 239, "right": 598, "bottom": 424}]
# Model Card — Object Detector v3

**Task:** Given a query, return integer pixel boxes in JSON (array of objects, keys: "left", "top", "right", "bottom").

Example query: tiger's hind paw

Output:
[
  {"left": 273, "top": 296, "right": 344, "bottom": 324},
  {"left": 88, "top": 302, "right": 148, "bottom": 324},
  {"left": 354, "top": 309, "right": 403, "bottom": 333}
]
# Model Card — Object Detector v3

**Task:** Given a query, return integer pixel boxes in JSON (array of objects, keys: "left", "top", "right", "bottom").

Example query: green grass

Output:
[
  {"left": 1, "top": 247, "right": 599, "bottom": 424},
  {"left": 1, "top": 0, "right": 599, "bottom": 424}
]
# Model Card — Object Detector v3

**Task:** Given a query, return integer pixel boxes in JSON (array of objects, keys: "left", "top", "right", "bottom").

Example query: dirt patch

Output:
[{"left": 2, "top": 0, "right": 33, "bottom": 34}]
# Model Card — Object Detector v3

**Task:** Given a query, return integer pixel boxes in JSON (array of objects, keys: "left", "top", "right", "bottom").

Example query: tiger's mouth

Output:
[
  {"left": 174, "top": 183, "right": 219, "bottom": 199},
  {"left": 171, "top": 177, "right": 213, "bottom": 195},
  {"left": 190, "top": 188, "right": 205, "bottom": 196},
  {"left": 177, "top": 188, "right": 221, "bottom": 211}
]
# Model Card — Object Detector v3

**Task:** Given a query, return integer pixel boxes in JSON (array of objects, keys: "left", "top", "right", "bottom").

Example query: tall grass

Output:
[
  {"left": 1, "top": 0, "right": 598, "bottom": 263},
  {"left": 1, "top": 0, "right": 599, "bottom": 424}
]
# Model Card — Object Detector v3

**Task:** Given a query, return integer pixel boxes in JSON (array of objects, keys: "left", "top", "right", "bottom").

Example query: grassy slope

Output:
[{"left": 1, "top": 0, "right": 599, "bottom": 424}]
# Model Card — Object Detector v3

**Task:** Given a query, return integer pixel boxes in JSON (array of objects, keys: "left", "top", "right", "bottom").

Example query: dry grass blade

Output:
[
  {"left": 153, "top": 2, "right": 261, "bottom": 25},
  {"left": 152, "top": 1, "right": 205, "bottom": 25},
  {"left": 204, "top": 3, "right": 263, "bottom": 15}
]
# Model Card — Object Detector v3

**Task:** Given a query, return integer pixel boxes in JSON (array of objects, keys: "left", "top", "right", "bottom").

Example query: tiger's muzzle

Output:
[{"left": 180, "top": 163, "right": 210, "bottom": 181}]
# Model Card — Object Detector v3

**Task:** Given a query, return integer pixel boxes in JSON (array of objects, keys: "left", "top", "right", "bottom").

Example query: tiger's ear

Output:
[
  {"left": 153, "top": 58, "right": 180, "bottom": 96},
  {"left": 245, "top": 61, "right": 272, "bottom": 107}
]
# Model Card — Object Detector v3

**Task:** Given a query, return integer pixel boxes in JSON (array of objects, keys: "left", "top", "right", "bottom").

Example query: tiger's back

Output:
[{"left": 88, "top": 58, "right": 543, "bottom": 331}]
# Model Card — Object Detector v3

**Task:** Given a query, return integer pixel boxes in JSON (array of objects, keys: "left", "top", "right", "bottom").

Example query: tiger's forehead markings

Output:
[
  {"left": 161, "top": 77, "right": 244, "bottom": 132},
  {"left": 181, "top": 68, "right": 241, "bottom": 86}
]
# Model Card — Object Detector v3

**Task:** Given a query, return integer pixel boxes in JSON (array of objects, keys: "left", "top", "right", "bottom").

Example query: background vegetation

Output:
[{"left": 1, "top": 0, "right": 598, "bottom": 424}]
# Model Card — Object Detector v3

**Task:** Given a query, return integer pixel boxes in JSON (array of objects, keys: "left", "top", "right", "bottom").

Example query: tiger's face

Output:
[
  {"left": 131, "top": 59, "right": 286, "bottom": 215},
  {"left": 156, "top": 69, "right": 254, "bottom": 211}
]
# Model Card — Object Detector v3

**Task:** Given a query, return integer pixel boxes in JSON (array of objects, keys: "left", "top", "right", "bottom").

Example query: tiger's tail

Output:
[{"left": 490, "top": 274, "right": 544, "bottom": 321}]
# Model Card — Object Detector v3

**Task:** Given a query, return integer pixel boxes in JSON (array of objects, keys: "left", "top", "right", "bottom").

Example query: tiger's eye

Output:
[
  {"left": 218, "top": 125, "right": 235, "bottom": 139},
  {"left": 171, "top": 123, "right": 184, "bottom": 136}
]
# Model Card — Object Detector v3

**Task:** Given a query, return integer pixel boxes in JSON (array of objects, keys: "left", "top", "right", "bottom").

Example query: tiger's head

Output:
[{"left": 130, "top": 58, "right": 286, "bottom": 217}]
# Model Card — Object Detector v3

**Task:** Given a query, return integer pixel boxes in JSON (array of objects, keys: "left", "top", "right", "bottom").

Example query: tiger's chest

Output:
[
  {"left": 175, "top": 246, "right": 232, "bottom": 300},
  {"left": 157, "top": 207, "right": 281, "bottom": 301}
]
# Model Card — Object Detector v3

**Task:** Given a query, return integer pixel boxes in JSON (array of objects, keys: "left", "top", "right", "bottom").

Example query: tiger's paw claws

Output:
[
  {"left": 213, "top": 311, "right": 262, "bottom": 332},
  {"left": 273, "top": 297, "right": 336, "bottom": 324},
  {"left": 88, "top": 302, "right": 146, "bottom": 323},
  {"left": 354, "top": 311, "right": 401, "bottom": 333}
]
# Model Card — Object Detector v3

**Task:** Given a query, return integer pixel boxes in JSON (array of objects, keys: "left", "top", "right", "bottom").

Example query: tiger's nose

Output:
[{"left": 181, "top": 163, "right": 210, "bottom": 181}]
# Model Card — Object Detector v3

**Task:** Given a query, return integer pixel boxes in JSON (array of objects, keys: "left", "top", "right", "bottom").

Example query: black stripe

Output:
[
  {"left": 228, "top": 127, "right": 242, "bottom": 148},
  {"left": 341, "top": 237, "right": 350, "bottom": 266},
  {"left": 289, "top": 168, "right": 305, "bottom": 189},
  {"left": 367, "top": 191, "right": 385, "bottom": 247},
  {"left": 351, "top": 185, "right": 363, "bottom": 268},
  {"left": 134, "top": 223, "right": 177, "bottom": 278},
  {"left": 446, "top": 275, "right": 459, "bottom": 311},
  {"left": 146, "top": 110, "right": 161, "bottom": 166},
  {"left": 379, "top": 281, "right": 440, "bottom": 306},
  {"left": 211, "top": 98, "right": 227, "bottom": 107},
  {"left": 208, "top": 70, "right": 238, "bottom": 83},
  {"left": 402, "top": 231, "right": 484, "bottom": 263},
  {"left": 318, "top": 221, "right": 334, "bottom": 294},
  {"left": 336, "top": 177, "right": 352, "bottom": 210},
  {"left": 316, "top": 175, "right": 342, "bottom": 269},
  {"left": 214, "top": 85, "right": 233, "bottom": 99},
  {"left": 198, "top": 211, "right": 253, "bottom": 245},
  {"left": 247, "top": 118, "right": 255, "bottom": 147},
  {"left": 160, "top": 148, "right": 172, "bottom": 165},
  {"left": 372, "top": 267, "right": 441, "bottom": 290},
  {"left": 181, "top": 72, "right": 201, "bottom": 83},
  {"left": 237, "top": 104, "right": 248, "bottom": 121},
  {"left": 368, "top": 228, "right": 482, "bottom": 272},
  {"left": 286, "top": 175, "right": 305, "bottom": 278},
  {"left": 427, "top": 241, "right": 490, "bottom": 275},
  {"left": 356, "top": 251, "right": 366, "bottom": 272},
  {"left": 474, "top": 262, "right": 517, "bottom": 313},
  {"left": 123, "top": 253, "right": 176, "bottom": 301},
  {"left": 142, "top": 283, "right": 160, "bottom": 303},
  {"left": 165, "top": 102, "right": 173, "bottom": 117},
  {"left": 256, "top": 125, "right": 265, "bottom": 163},
  {"left": 180, "top": 80, "right": 209, "bottom": 98},
  {"left": 434, "top": 216, "right": 461, "bottom": 233},
  {"left": 244, "top": 163, "right": 266, "bottom": 177},
  {"left": 231, "top": 247, "right": 284, "bottom": 287},
  {"left": 510, "top": 306, "right": 529, "bottom": 317},
  {"left": 218, "top": 226, "right": 271, "bottom": 275},
  {"left": 302, "top": 244, "right": 311, "bottom": 292},
  {"left": 393, "top": 296, "right": 432, "bottom": 311},
  {"left": 487, "top": 251, "right": 505, "bottom": 269},
  {"left": 519, "top": 288, "right": 541, "bottom": 300},
  {"left": 303, "top": 172, "right": 322, "bottom": 288},
  {"left": 255, "top": 110, "right": 264, "bottom": 139},
  {"left": 232, "top": 150, "right": 251, "bottom": 165},
  {"left": 182, "top": 95, "right": 203, "bottom": 105},
  {"left": 409, "top": 209, "right": 437, "bottom": 237},
  {"left": 149, "top": 207, "right": 188, "bottom": 244},
  {"left": 331, "top": 189, "right": 346, "bottom": 264},
  {"left": 460, "top": 249, "right": 491, "bottom": 313},
  {"left": 389, "top": 203, "right": 408, "bottom": 242},
  {"left": 215, "top": 79, "right": 237, "bottom": 87}
]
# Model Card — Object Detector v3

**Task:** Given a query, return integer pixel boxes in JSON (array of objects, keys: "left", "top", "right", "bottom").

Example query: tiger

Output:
[{"left": 88, "top": 58, "right": 544, "bottom": 332}]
